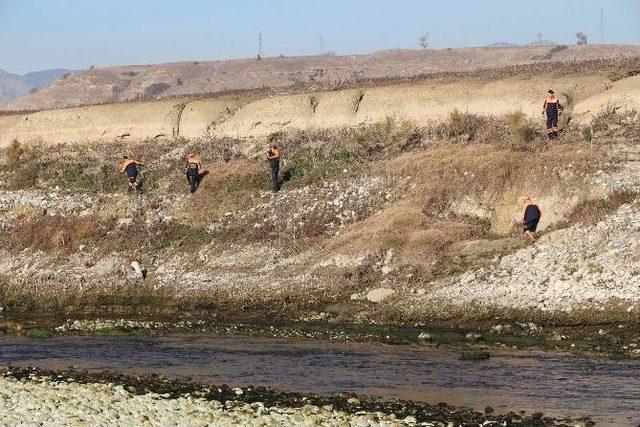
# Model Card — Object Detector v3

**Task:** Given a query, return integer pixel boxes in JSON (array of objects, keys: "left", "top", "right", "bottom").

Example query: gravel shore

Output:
[{"left": 0, "top": 367, "right": 584, "bottom": 427}]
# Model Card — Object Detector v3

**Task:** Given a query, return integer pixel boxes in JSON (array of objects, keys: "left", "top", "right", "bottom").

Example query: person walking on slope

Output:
[
  {"left": 522, "top": 196, "right": 542, "bottom": 242},
  {"left": 118, "top": 155, "right": 144, "bottom": 194},
  {"left": 184, "top": 153, "right": 203, "bottom": 194},
  {"left": 542, "top": 89, "right": 563, "bottom": 140},
  {"left": 266, "top": 144, "right": 281, "bottom": 193}
]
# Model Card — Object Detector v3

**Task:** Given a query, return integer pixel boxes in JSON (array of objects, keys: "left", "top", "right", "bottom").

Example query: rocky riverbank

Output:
[
  {"left": 0, "top": 366, "right": 591, "bottom": 426},
  {"left": 3, "top": 315, "right": 639, "bottom": 359}
]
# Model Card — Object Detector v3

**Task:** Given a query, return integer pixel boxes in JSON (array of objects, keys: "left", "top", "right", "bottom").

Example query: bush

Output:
[
  {"left": 4, "top": 139, "right": 24, "bottom": 168},
  {"left": 3, "top": 141, "right": 41, "bottom": 189},
  {"left": 505, "top": 111, "right": 540, "bottom": 143},
  {"left": 447, "top": 109, "right": 486, "bottom": 139},
  {"left": 143, "top": 82, "right": 171, "bottom": 98}
]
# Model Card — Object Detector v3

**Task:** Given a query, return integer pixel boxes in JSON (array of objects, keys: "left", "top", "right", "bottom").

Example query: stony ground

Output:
[
  {"left": 1, "top": 376, "right": 397, "bottom": 427},
  {"left": 0, "top": 367, "right": 587, "bottom": 427},
  {"left": 397, "top": 199, "right": 640, "bottom": 315}
]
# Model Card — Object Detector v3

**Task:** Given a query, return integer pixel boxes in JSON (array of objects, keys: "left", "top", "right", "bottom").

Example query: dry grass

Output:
[
  {"left": 1, "top": 212, "right": 211, "bottom": 256},
  {"left": 328, "top": 139, "right": 608, "bottom": 271},
  {"left": 2, "top": 214, "right": 113, "bottom": 253},
  {"left": 553, "top": 190, "right": 638, "bottom": 228}
]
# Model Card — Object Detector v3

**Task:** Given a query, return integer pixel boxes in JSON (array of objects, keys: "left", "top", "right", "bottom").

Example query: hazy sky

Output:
[{"left": 1, "top": 0, "right": 639, "bottom": 74}]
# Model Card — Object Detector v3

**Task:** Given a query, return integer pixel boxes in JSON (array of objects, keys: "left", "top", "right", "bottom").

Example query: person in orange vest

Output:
[
  {"left": 266, "top": 145, "right": 281, "bottom": 193},
  {"left": 542, "top": 90, "right": 563, "bottom": 140},
  {"left": 118, "top": 155, "right": 144, "bottom": 194},
  {"left": 184, "top": 153, "right": 203, "bottom": 194}
]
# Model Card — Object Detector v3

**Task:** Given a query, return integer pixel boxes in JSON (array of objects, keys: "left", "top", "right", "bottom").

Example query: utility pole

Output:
[
  {"left": 257, "top": 33, "right": 263, "bottom": 60},
  {"left": 600, "top": 8, "right": 605, "bottom": 44}
]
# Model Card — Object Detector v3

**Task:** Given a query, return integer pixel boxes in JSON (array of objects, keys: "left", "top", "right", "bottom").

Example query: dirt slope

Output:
[
  {"left": 2, "top": 72, "right": 633, "bottom": 147},
  {"left": 3, "top": 44, "right": 638, "bottom": 111}
]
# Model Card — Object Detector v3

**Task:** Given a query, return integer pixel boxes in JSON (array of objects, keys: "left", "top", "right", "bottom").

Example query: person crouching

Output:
[{"left": 118, "top": 155, "right": 143, "bottom": 194}]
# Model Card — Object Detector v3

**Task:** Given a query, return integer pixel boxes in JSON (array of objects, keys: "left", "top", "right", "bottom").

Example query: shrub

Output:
[
  {"left": 3, "top": 141, "right": 41, "bottom": 189},
  {"left": 447, "top": 109, "right": 486, "bottom": 139},
  {"left": 143, "top": 82, "right": 171, "bottom": 98},
  {"left": 505, "top": 111, "right": 540, "bottom": 143},
  {"left": 505, "top": 110, "right": 525, "bottom": 128},
  {"left": 4, "top": 139, "right": 24, "bottom": 168}
]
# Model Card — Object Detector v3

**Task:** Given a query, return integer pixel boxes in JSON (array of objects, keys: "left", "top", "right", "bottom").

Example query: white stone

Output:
[{"left": 366, "top": 288, "right": 395, "bottom": 303}]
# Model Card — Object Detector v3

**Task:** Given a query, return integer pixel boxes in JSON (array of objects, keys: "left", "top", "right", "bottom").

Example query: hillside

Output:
[
  {"left": 0, "top": 70, "right": 32, "bottom": 102},
  {"left": 2, "top": 57, "right": 639, "bottom": 147},
  {"left": 0, "top": 68, "right": 79, "bottom": 102},
  {"left": 2, "top": 44, "right": 638, "bottom": 112},
  {"left": 1, "top": 48, "right": 639, "bottom": 356},
  {"left": 1, "top": 61, "right": 639, "bottom": 339}
]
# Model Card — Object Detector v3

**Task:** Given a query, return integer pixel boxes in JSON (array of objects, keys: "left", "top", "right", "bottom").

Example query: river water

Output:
[{"left": 0, "top": 334, "right": 638, "bottom": 426}]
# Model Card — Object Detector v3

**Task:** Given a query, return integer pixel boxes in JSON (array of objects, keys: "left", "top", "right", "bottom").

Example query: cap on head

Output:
[{"left": 548, "top": 90, "right": 554, "bottom": 94}]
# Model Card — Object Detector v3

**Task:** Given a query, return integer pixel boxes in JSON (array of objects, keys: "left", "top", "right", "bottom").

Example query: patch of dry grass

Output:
[
  {"left": 328, "top": 139, "right": 609, "bottom": 272},
  {"left": 553, "top": 190, "right": 638, "bottom": 228}
]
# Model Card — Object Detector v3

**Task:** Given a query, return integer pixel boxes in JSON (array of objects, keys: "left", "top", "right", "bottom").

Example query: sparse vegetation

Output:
[
  {"left": 4, "top": 139, "right": 24, "bottom": 168},
  {"left": 143, "top": 82, "right": 171, "bottom": 99},
  {"left": 576, "top": 32, "right": 588, "bottom": 45},
  {"left": 446, "top": 109, "right": 488, "bottom": 139},
  {"left": 554, "top": 190, "right": 638, "bottom": 228},
  {"left": 505, "top": 111, "right": 540, "bottom": 143},
  {"left": 418, "top": 33, "right": 430, "bottom": 50}
]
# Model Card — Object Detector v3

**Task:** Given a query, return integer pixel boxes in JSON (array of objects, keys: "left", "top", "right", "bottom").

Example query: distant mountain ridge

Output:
[{"left": 0, "top": 68, "right": 79, "bottom": 102}]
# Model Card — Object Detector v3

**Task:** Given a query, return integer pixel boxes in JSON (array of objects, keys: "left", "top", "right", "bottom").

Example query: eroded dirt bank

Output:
[{"left": 2, "top": 58, "right": 639, "bottom": 146}]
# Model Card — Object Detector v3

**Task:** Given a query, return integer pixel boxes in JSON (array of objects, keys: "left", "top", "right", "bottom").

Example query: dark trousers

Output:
[
  {"left": 187, "top": 174, "right": 198, "bottom": 193},
  {"left": 546, "top": 112, "right": 559, "bottom": 138},
  {"left": 269, "top": 160, "right": 280, "bottom": 192}
]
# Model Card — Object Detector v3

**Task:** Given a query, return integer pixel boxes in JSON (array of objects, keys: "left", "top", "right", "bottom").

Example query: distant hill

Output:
[
  {"left": 486, "top": 42, "right": 521, "bottom": 47},
  {"left": 526, "top": 40, "right": 559, "bottom": 46},
  {"left": 23, "top": 69, "right": 78, "bottom": 88},
  {"left": 2, "top": 44, "right": 639, "bottom": 111},
  {"left": 0, "top": 70, "right": 32, "bottom": 102},
  {"left": 0, "top": 68, "right": 79, "bottom": 102}
]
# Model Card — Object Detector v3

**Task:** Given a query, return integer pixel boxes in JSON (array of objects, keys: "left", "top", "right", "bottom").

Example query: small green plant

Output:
[
  {"left": 505, "top": 111, "right": 540, "bottom": 142},
  {"left": 582, "top": 127, "right": 593, "bottom": 143},
  {"left": 26, "top": 328, "right": 52, "bottom": 339},
  {"left": 459, "top": 349, "right": 490, "bottom": 360},
  {"left": 505, "top": 110, "right": 526, "bottom": 128},
  {"left": 447, "top": 109, "right": 486, "bottom": 139}
]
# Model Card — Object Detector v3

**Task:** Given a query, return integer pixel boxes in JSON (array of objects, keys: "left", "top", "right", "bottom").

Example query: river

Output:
[{"left": 1, "top": 334, "right": 638, "bottom": 426}]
